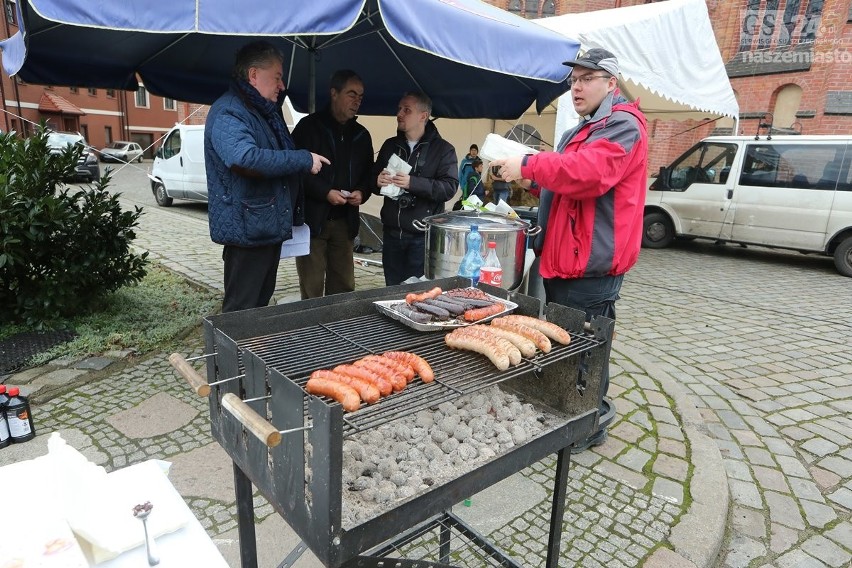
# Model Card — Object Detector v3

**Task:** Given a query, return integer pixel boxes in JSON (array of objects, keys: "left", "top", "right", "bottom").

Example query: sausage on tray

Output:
[
  {"left": 444, "top": 328, "right": 511, "bottom": 371},
  {"left": 306, "top": 377, "right": 361, "bottom": 412},
  {"left": 412, "top": 301, "right": 451, "bottom": 320},
  {"left": 352, "top": 359, "right": 408, "bottom": 392},
  {"left": 393, "top": 303, "right": 433, "bottom": 323},
  {"left": 480, "top": 325, "right": 538, "bottom": 358},
  {"left": 463, "top": 302, "right": 505, "bottom": 322},
  {"left": 333, "top": 364, "right": 394, "bottom": 396},
  {"left": 383, "top": 351, "right": 435, "bottom": 383},
  {"left": 446, "top": 288, "right": 491, "bottom": 300},
  {"left": 422, "top": 297, "right": 465, "bottom": 316},
  {"left": 360, "top": 354, "right": 415, "bottom": 382},
  {"left": 499, "top": 315, "right": 572, "bottom": 345},
  {"left": 310, "top": 370, "right": 380, "bottom": 404},
  {"left": 405, "top": 286, "right": 443, "bottom": 305},
  {"left": 490, "top": 318, "right": 552, "bottom": 353},
  {"left": 454, "top": 326, "right": 522, "bottom": 366}
]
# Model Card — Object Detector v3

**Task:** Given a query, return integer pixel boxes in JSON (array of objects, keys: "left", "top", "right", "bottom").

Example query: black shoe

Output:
[{"left": 570, "top": 430, "right": 608, "bottom": 454}]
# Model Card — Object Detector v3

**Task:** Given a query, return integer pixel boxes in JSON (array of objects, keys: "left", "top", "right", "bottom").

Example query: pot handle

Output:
[
  {"left": 411, "top": 219, "right": 428, "bottom": 232},
  {"left": 525, "top": 225, "right": 542, "bottom": 236}
]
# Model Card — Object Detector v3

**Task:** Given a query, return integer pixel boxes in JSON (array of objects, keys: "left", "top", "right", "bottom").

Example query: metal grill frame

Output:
[{"left": 201, "top": 277, "right": 614, "bottom": 568}]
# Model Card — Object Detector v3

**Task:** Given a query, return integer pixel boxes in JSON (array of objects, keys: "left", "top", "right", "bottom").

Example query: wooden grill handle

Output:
[
  {"left": 221, "top": 393, "right": 282, "bottom": 448},
  {"left": 169, "top": 353, "right": 211, "bottom": 397}
]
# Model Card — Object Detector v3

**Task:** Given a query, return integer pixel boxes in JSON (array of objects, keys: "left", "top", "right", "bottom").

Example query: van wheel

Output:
[
  {"left": 154, "top": 182, "right": 173, "bottom": 207},
  {"left": 642, "top": 212, "right": 674, "bottom": 248},
  {"left": 834, "top": 236, "right": 852, "bottom": 277}
]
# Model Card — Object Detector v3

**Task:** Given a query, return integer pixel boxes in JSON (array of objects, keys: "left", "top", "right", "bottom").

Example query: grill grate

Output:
[{"left": 239, "top": 313, "right": 601, "bottom": 435}]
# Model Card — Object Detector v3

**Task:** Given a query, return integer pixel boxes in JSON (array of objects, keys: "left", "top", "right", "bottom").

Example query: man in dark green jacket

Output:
[{"left": 292, "top": 70, "right": 374, "bottom": 298}]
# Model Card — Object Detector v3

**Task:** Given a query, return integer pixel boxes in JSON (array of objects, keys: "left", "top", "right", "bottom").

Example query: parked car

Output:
[
  {"left": 46, "top": 131, "right": 100, "bottom": 182},
  {"left": 643, "top": 134, "right": 852, "bottom": 276},
  {"left": 99, "top": 140, "right": 143, "bottom": 163},
  {"left": 150, "top": 124, "right": 206, "bottom": 206}
]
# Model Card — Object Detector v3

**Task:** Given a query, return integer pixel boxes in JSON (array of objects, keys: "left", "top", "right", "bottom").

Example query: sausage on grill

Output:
[
  {"left": 490, "top": 318, "right": 552, "bottom": 353},
  {"left": 333, "top": 364, "right": 393, "bottom": 396},
  {"left": 306, "top": 377, "right": 361, "bottom": 412},
  {"left": 310, "top": 370, "right": 380, "bottom": 404},
  {"left": 444, "top": 329, "right": 510, "bottom": 371},
  {"left": 383, "top": 351, "right": 435, "bottom": 383},
  {"left": 360, "top": 354, "right": 415, "bottom": 382},
  {"left": 463, "top": 302, "right": 505, "bottom": 322},
  {"left": 352, "top": 359, "right": 408, "bottom": 392},
  {"left": 478, "top": 325, "right": 538, "bottom": 358},
  {"left": 499, "top": 315, "right": 572, "bottom": 345},
  {"left": 454, "top": 326, "right": 521, "bottom": 366}
]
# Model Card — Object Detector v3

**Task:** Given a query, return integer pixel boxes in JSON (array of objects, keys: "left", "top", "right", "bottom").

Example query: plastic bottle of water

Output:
[
  {"left": 457, "top": 224, "right": 484, "bottom": 287},
  {"left": 479, "top": 241, "right": 503, "bottom": 287}
]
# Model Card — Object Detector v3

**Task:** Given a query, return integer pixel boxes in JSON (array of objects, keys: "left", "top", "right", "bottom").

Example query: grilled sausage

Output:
[
  {"left": 393, "top": 303, "right": 433, "bottom": 323},
  {"left": 310, "top": 370, "right": 380, "bottom": 404},
  {"left": 333, "top": 364, "right": 393, "bottom": 396},
  {"left": 444, "top": 329, "right": 510, "bottom": 371},
  {"left": 456, "top": 297, "right": 496, "bottom": 309},
  {"left": 383, "top": 351, "right": 435, "bottom": 383},
  {"left": 446, "top": 288, "right": 491, "bottom": 300},
  {"left": 412, "top": 302, "right": 451, "bottom": 320},
  {"left": 490, "top": 319, "right": 552, "bottom": 353},
  {"left": 352, "top": 359, "right": 408, "bottom": 392},
  {"left": 454, "top": 326, "right": 522, "bottom": 366},
  {"left": 463, "top": 302, "right": 505, "bottom": 322},
  {"left": 480, "top": 326, "right": 538, "bottom": 358},
  {"left": 499, "top": 315, "right": 572, "bottom": 345},
  {"left": 306, "top": 377, "right": 361, "bottom": 412},
  {"left": 361, "top": 354, "right": 416, "bottom": 382},
  {"left": 405, "top": 286, "right": 443, "bottom": 304},
  {"left": 423, "top": 297, "right": 465, "bottom": 316}
]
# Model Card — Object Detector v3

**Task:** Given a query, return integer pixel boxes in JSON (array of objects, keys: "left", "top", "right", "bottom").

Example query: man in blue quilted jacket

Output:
[{"left": 205, "top": 41, "right": 329, "bottom": 312}]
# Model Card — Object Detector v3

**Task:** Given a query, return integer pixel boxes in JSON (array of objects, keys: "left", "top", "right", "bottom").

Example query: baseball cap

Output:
[{"left": 563, "top": 48, "right": 619, "bottom": 76}]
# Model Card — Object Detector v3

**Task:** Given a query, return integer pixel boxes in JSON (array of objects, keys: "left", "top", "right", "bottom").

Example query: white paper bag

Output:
[
  {"left": 281, "top": 224, "right": 310, "bottom": 258},
  {"left": 380, "top": 154, "right": 413, "bottom": 198}
]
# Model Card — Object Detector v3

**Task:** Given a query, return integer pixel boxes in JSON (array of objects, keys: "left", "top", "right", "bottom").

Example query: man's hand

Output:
[
  {"left": 489, "top": 155, "right": 525, "bottom": 183},
  {"left": 310, "top": 153, "right": 330, "bottom": 174},
  {"left": 377, "top": 170, "right": 393, "bottom": 188},
  {"left": 346, "top": 190, "right": 364, "bottom": 206},
  {"left": 327, "top": 189, "right": 348, "bottom": 205},
  {"left": 391, "top": 172, "right": 410, "bottom": 190}
]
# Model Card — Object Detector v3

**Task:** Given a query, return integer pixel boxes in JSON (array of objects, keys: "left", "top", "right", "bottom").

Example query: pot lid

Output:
[{"left": 422, "top": 211, "right": 530, "bottom": 231}]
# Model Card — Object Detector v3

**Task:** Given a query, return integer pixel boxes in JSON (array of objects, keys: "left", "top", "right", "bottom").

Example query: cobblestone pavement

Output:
[{"left": 3, "top": 171, "right": 852, "bottom": 567}]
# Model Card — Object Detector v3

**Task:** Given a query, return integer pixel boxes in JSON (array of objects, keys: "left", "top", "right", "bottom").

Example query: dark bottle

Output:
[
  {"left": 0, "top": 385, "right": 9, "bottom": 449},
  {"left": 5, "top": 387, "right": 35, "bottom": 443}
]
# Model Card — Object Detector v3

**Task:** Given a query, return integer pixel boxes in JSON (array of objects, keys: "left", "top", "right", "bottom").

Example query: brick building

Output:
[{"left": 0, "top": 3, "right": 182, "bottom": 158}]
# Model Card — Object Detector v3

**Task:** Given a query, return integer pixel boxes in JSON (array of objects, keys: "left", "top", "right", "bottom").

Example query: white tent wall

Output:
[{"left": 534, "top": 0, "right": 739, "bottom": 165}]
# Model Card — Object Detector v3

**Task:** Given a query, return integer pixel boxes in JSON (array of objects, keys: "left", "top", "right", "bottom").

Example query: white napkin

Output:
[
  {"left": 380, "top": 153, "right": 413, "bottom": 198},
  {"left": 281, "top": 224, "right": 310, "bottom": 258}
]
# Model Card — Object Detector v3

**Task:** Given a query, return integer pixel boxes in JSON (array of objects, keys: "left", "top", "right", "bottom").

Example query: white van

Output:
[
  {"left": 643, "top": 135, "right": 852, "bottom": 276},
  {"left": 150, "top": 124, "right": 207, "bottom": 206}
]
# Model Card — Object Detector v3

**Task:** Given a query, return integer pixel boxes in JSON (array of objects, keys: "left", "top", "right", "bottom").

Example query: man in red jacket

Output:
[{"left": 492, "top": 48, "right": 648, "bottom": 452}]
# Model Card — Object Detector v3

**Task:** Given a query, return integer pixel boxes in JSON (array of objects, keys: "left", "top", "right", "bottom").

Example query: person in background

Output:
[
  {"left": 373, "top": 91, "right": 457, "bottom": 286},
  {"left": 489, "top": 166, "right": 511, "bottom": 205},
  {"left": 292, "top": 70, "right": 374, "bottom": 299},
  {"left": 458, "top": 143, "right": 479, "bottom": 198},
  {"left": 491, "top": 48, "right": 648, "bottom": 452},
  {"left": 466, "top": 158, "right": 485, "bottom": 202},
  {"left": 205, "top": 41, "right": 329, "bottom": 313}
]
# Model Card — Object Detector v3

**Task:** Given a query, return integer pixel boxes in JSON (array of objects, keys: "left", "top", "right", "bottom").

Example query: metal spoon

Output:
[{"left": 132, "top": 501, "right": 160, "bottom": 566}]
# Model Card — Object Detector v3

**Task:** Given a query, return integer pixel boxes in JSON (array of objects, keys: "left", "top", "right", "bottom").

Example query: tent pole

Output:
[{"left": 309, "top": 51, "right": 316, "bottom": 114}]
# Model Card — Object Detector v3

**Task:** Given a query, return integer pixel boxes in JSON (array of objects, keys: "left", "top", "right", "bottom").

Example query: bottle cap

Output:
[
  {"left": 7, "top": 387, "right": 19, "bottom": 397},
  {"left": 470, "top": 224, "right": 478, "bottom": 231},
  {"left": 0, "top": 385, "right": 5, "bottom": 394},
  {"left": 488, "top": 241, "right": 496, "bottom": 248}
]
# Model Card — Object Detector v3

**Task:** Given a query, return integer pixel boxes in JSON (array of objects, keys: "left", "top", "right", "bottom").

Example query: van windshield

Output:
[{"left": 667, "top": 142, "right": 738, "bottom": 190}]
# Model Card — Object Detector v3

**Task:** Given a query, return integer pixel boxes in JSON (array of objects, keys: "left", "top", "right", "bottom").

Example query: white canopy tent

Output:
[{"left": 534, "top": 0, "right": 739, "bottom": 140}]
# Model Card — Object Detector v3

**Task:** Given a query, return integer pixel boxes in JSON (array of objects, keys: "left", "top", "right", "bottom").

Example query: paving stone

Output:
[
  {"left": 769, "top": 523, "right": 800, "bottom": 554},
  {"left": 731, "top": 429, "right": 763, "bottom": 446},
  {"left": 72, "top": 356, "right": 115, "bottom": 370},
  {"left": 652, "top": 454, "right": 688, "bottom": 482},
  {"left": 656, "top": 423, "right": 684, "bottom": 441},
  {"left": 724, "top": 534, "right": 767, "bottom": 568},
  {"left": 816, "top": 456, "right": 852, "bottom": 478},
  {"left": 801, "top": 500, "right": 837, "bottom": 529},
  {"left": 731, "top": 506, "right": 767, "bottom": 540},
  {"left": 651, "top": 477, "right": 683, "bottom": 504},
  {"left": 611, "top": 420, "right": 644, "bottom": 443},
  {"left": 30, "top": 368, "right": 88, "bottom": 386},
  {"left": 106, "top": 391, "right": 199, "bottom": 439},
  {"left": 800, "top": 534, "right": 851, "bottom": 567},
  {"left": 789, "top": 477, "right": 825, "bottom": 502},
  {"left": 729, "top": 479, "right": 763, "bottom": 508},
  {"left": 824, "top": 522, "right": 852, "bottom": 549},
  {"left": 765, "top": 491, "right": 805, "bottom": 530},
  {"left": 801, "top": 438, "right": 840, "bottom": 457},
  {"left": 744, "top": 447, "right": 776, "bottom": 467},
  {"left": 658, "top": 438, "right": 686, "bottom": 458},
  {"left": 751, "top": 465, "right": 790, "bottom": 493},
  {"left": 724, "top": 459, "right": 753, "bottom": 482},
  {"left": 596, "top": 461, "right": 649, "bottom": 491},
  {"left": 827, "top": 487, "right": 852, "bottom": 510},
  {"left": 809, "top": 466, "right": 841, "bottom": 490}
]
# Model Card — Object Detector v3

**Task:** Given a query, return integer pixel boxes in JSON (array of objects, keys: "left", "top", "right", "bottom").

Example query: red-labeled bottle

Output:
[
  {"left": 0, "top": 385, "right": 10, "bottom": 449},
  {"left": 5, "top": 387, "right": 35, "bottom": 443},
  {"left": 479, "top": 241, "right": 503, "bottom": 287}
]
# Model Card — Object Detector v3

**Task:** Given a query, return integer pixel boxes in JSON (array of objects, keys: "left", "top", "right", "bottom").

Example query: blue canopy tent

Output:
[{"left": 0, "top": 0, "right": 579, "bottom": 119}]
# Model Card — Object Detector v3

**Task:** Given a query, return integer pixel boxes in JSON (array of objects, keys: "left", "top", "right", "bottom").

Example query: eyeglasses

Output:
[{"left": 568, "top": 74, "right": 611, "bottom": 88}]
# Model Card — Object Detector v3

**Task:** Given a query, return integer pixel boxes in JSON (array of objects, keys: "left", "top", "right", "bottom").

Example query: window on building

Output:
[
  {"left": 504, "top": 124, "right": 543, "bottom": 151},
  {"left": 80, "top": 124, "right": 89, "bottom": 141},
  {"left": 508, "top": 0, "right": 521, "bottom": 15},
  {"left": 87, "top": 87, "right": 97, "bottom": 96},
  {"left": 69, "top": 86, "right": 78, "bottom": 94},
  {"left": 524, "top": 0, "right": 539, "bottom": 17},
  {"left": 5, "top": 0, "right": 16, "bottom": 27},
  {"left": 164, "top": 98, "right": 176, "bottom": 111},
  {"left": 135, "top": 86, "right": 149, "bottom": 108},
  {"left": 106, "top": 89, "right": 116, "bottom": 98},
  {"left": 105, "top": 126, "right": 112, "bottom": 145},
  {"left": 541, "top": 0, "right": 555, "bottom": 16},
  {"left": 772, "top": 84, "right": 803, "bottom": 127}
]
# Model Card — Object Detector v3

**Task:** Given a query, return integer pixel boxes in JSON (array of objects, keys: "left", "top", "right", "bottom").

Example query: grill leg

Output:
[
  {"left": 234, "top": 462, "right": 259, "bottom": 568},
  {"left": 546, "top": 448, "right": 570, "bottom": 568},
  {"left": 439, "top": 513, "right": 451, "bottom": 563}
]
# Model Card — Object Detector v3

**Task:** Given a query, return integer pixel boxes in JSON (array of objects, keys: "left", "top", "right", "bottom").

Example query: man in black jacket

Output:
[
  {"left": 293, "top": 70, "right": 374, "bottom": 298},
  {"left": 373, "top": 92, "right": 458, "bottom": 285}
]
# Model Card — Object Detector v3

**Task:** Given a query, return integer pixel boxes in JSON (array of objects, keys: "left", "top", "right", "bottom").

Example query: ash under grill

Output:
[{"left": 238, "top": 313, "right": 602, "bottom": 434}]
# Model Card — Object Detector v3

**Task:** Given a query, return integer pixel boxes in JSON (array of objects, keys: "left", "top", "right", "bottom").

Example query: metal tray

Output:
[{"left": 374, "top": 292, "right": 518, "bottom": 332}]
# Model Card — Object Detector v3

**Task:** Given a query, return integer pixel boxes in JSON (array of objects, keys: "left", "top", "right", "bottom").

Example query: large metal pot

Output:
[{"left": 413, "top": 211, "right": 540, "bottom": 290}]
